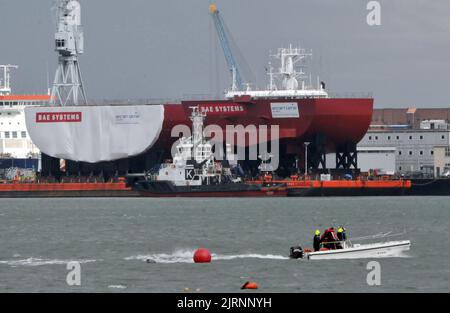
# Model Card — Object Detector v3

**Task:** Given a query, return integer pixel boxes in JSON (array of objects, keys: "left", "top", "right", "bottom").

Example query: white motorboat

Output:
[
  {"left": 305, "top": 240, "right": 411, "bottom": 260},
  {"left": 290, "top": 231, "right": 411, "bottom": 260}
]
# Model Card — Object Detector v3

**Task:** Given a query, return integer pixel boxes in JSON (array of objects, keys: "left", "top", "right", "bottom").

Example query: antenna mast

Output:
[
  {"left": 0, "top": 65, "right": 18, "bottom": 96},
  {"left": 50, "top": 0, "right": 87, "bottom": 106},
  {"left": 274, "top": 45, "right": 312, "bottom": 91}
]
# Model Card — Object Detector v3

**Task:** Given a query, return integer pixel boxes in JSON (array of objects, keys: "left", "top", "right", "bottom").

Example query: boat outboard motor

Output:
[{"left": 289, "top": 246, "right": 304, "bottom": 259}]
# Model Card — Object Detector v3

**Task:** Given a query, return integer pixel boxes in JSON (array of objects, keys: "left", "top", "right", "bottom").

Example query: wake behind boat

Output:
[{"left": 290, "top": 229, "right": 411, "bottom": 260}]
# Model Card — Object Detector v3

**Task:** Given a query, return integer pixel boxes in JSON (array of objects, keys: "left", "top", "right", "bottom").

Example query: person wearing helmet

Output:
[
  {"left": 313, "top": 229, "right": 322, "bottom": 252},
  {"left": 337, "top": 226, "right": 347, "bottom": 241}
]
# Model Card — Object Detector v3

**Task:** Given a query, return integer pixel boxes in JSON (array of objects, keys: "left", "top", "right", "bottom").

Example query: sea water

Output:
[{"left": 0, "top": 197, "right": 449, "bottom": 292}]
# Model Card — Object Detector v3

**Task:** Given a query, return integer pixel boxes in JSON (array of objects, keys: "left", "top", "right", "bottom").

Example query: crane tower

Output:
[{"left": 50, "top": 0, "right": 87, "bottom": 106}]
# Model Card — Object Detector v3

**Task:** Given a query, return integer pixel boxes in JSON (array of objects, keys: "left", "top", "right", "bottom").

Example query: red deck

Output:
[
  {"left": 0, "top": 181, "right": 130, "bottom": 192},
  {"left": 0, "top": 94, "right": 50, "bottom": 101}
]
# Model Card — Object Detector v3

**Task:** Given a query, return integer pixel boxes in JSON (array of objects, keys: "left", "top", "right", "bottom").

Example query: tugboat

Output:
[{"left": 127, "top": 107, "right": 287, "bottom": 197}]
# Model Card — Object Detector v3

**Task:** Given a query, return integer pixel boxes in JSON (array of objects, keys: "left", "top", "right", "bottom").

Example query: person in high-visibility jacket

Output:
[
  {"left": 313, "top": 229, "right": 322, "bottom": 251},
  {"left": 337, "top": 226, "right": 347, "bottom": 241}
]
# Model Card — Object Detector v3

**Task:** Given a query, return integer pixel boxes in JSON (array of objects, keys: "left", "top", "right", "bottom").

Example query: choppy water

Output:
[{"left": 0, "top": 197, "right": 449, "bottom": 292}]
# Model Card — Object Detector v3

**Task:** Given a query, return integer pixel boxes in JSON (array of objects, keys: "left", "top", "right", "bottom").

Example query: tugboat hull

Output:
[{"left": 134, "top": 180, "right": 287, "bottom": 197}]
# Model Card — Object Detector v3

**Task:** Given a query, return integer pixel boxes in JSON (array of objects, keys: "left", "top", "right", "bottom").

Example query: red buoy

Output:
[
  {"left": 241, "top": 281, "right": 258, "bottom": 290},
  {"left": 193, "top": 248, "right": 212, "bottom": 263}
]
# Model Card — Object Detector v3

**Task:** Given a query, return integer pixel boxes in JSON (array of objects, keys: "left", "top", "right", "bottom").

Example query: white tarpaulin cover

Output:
[{"left": 25, "top": 105, "right": 164, "bottom": 163}]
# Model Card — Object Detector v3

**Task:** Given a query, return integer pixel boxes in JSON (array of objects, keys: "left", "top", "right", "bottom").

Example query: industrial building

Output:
[
  {"left": 372, "top": 108, "right": 450, "bottom": 129},
  {"left": 358, "top": 128, "right": 449, "bottom": 175},
  {"left": 357, "top": 147, "right": 397, "bottom": 174},
  {"left": 357, "top": 108, "right": 450, "bottom": 177}
]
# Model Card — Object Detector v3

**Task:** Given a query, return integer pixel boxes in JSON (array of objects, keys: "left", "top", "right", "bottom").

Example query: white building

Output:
[
  {"left": 433, "top": 146, "right": 450, "bottom": 177},
  {"left": 357, "top": 147, "right": 397, "bottom": 174},
  {"left": 420, "top": 120, "right": 448, "bottom": 130},
  {"left": 358, "top": 128, "right": 450, "bottom": 174}
]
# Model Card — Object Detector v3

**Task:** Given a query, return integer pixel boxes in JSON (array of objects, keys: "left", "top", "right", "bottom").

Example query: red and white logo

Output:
[
  {"left": 198, "top": 103, "right": 246, "bottom": 116},
  {"left": 36, "top": 112, "right": 82, "bottom": 123}
]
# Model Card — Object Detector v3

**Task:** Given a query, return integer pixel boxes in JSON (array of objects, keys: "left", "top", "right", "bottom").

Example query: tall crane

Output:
[
  {"left": 209, "top": 4, "right": 244, "bottom": 91},
  {"left": 50, "top": 0, "right": 87, "bottom": 106}
]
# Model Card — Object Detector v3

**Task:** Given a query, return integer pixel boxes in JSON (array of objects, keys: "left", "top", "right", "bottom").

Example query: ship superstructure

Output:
[
  {"left": 0, "top": 65, "right": 50, "bottom": 170},
  {"left": 154, "top": 106, "right": 229, "bottom": 186},
  {"left": 225, "top": 45, "right": 328, "bottom": 100}
]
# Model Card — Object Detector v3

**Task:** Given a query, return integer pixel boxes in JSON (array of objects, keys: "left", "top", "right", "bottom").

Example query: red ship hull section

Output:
[{"left": 157, "top": 98, "right": 373, "bottom": 153}]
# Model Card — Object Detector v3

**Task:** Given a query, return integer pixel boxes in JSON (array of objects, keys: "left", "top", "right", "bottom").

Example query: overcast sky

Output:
[{"left": 1, "top": 0, "right": 449, "bottom": 108}]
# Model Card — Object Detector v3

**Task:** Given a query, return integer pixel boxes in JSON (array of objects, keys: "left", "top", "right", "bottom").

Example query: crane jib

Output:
[{"left": 210, "top": 6, "right": 244, "bottom": 91}]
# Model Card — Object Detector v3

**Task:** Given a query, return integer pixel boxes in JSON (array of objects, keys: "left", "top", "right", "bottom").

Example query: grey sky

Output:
[{"left": 1, "top": 0, "right": 449, "bottom": 108}]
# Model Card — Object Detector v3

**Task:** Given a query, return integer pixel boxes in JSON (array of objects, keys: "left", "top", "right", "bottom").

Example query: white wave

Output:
[
  {"left": 0, "top": 257, "right": 99, "bottom": 267},
  {"left": 125, "top": 249, "right": 289, "bottom": 264},
  {"left": 108, "top": 285, "right": 127, "bottom": 289},
  {"left": 385, "top": 250, "right": 412, "bottom": 258},
  {"left": 125, "top": 249, "right": 195, "bottom": 264}
]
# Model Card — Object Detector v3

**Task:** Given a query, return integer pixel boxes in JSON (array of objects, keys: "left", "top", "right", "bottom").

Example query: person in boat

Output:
[
  {"left": 320, "top": 227, "right": 341, "bottom": 249},
  {"left": 337, "top": 226, "right": 347, "bottom": 242},
  {"left": 313, "top": 229, "right": 322, "bottom": 252}
]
